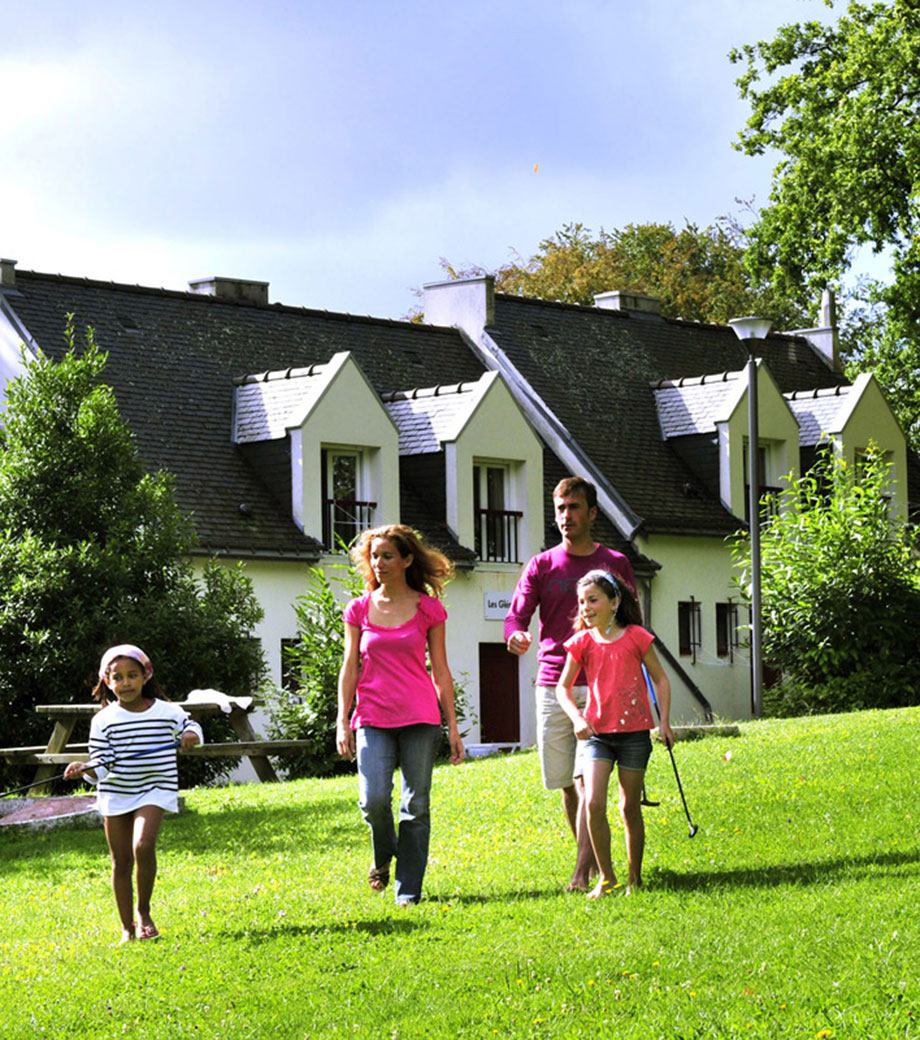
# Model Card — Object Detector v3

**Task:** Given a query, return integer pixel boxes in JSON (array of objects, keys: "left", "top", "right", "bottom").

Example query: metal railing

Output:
[
  {"left": 322, "top": 498, "right": 377, "bottom": 550},
  {"left": 744, "top": 484, "right": 783, "bottom": 523},
  {"left": 475, "top": 508, "right": 523, "bottom": 563}
]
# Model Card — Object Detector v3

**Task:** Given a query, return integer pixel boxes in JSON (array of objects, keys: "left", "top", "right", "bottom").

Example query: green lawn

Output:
[{"left": 2, "top": 708, "right": 918, "bottom": 1039}]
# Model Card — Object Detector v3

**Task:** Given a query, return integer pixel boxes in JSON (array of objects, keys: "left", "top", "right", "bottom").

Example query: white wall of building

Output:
[{"left": 638, "top": 532, "right": 751, "bottom": 723}]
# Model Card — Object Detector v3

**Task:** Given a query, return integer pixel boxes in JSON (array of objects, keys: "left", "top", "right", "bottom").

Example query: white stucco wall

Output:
[
  {"left": 441, "top": 564, "right": 537, "bottom": 748},
  {"left": 638, "top": 532, "right": 752, "bottom": 723},
  {"left": 0, "top": 302, "right": 33, "bottom": 411},
  {"left": 723, "top": 365, "right": 800, "bottom": 516},
  {"left": 837, "top": 374, "right": 908, "bottom": 517},
  {"left": 446, "top": 373, "right": 545, "bottom": 555}
]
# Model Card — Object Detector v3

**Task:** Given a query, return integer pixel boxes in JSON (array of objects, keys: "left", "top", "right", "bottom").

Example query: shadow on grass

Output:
[
  {"left": 651, "top": 846, "right": 920, "bottom": 892},
  {"left": 0, "top": 796, "right": 363, "bottom": 874},
  {"left": 424, "top": 886, "right": 569, "bottom": 905},
  {"left": 218, "top": 916, "right": 424, "bottom": 945},
  {"left": 167, "top": 797, "right": 360, "bottom": 853}
]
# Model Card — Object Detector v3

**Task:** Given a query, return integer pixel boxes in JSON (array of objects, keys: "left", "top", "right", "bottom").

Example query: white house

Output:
[{"left": 0, "top": 259, "right": 912, "bottom": 756}]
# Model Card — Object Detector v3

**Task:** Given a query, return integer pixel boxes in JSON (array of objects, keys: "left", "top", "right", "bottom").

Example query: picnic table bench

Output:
[{"left": 2, "top": 697, "right": 312, "bottom": 794}]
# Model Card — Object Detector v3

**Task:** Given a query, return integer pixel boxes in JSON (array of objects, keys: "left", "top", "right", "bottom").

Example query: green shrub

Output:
[
  {"left": 764, "top": 666, "right": 920, "bottom": 717},
  {"left": 265, "top": 560, "right": 363, "bottom": 779},
  {"left": 732, "top": 443, "right": 920, "bottom": 711},
  {"left": 0, "top": 324, "right": 265, "bottom": 791}
]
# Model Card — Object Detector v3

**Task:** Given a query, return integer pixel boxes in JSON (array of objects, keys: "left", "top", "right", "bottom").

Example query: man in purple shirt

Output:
[{"left": 505, "top": 476, "right": 636, "bottom": 891}]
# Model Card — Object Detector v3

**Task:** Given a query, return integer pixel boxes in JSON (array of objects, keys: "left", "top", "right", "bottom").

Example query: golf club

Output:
[
  {"left": 0, "top": 740, "right": 182, "bottom": 799},
  {"left": 642, "top": 663, "right": 699, "bottom": 838},
  {"left": 640, "top": 785, "right": 660, "bottom": 807}
]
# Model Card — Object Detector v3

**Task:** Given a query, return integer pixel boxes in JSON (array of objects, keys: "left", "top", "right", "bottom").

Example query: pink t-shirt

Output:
[
  {"left": 343, "top": 592, "right": 447, "bottom": 729},
  {"left": 563, "top": 625, "right": 655, "bottom": 733},
  {"left": 504, "top": 543, "right": 637, "bottom": 685}
]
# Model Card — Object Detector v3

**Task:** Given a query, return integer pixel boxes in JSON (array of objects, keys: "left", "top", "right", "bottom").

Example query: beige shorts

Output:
[{"left": 536, "top": 685, "right": 587, "bottom": 790}]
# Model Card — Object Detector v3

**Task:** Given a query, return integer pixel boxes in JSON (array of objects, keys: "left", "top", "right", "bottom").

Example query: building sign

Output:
[{"left": 484, "top": 591, "right": 512, "bottom": 621}]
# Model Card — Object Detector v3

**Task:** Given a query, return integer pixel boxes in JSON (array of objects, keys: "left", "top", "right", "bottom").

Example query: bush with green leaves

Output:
[
  {"left": 731, "top": 444, "right": 920, "bottom": 714},
  {"left": 0, "top": 321, "right": 265, "bottom": 789},
  {"left": 266, "top": 557, "right": 477, "bottom": 778},
  {"left": 265, "top": 559, "right": 363, "bottom": 779}
]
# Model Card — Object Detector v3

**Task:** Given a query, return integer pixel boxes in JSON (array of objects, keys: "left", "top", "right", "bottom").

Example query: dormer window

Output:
[
  {"left": 322, "top": 447, "right": 377, "bottom": 550},
  {"left": 473, "top": 462, "right": 522, "bottom": 563},
  {"left": 743, "top": 441, "right": 782, "bottom": 521}
]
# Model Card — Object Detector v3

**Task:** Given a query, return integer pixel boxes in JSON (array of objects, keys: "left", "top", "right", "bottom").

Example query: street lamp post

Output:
[{"left": 729, "top": 317, "right": 773, "bottom": 719}]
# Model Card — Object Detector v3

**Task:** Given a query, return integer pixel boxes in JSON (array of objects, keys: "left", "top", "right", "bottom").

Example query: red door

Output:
[{"left": 478, "top": 643, "right": 520, "bottom": 743}]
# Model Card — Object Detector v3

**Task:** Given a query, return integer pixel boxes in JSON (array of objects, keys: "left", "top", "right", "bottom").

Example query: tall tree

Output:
[
  {"left": 0, "top": 322, "right": 265, "bottom": 787},
  {"left": 441, "top": 219, "right": 811, "bottom": 328},
  {"left": 732, "top": 0, "right": 920, "bottom": 444}
]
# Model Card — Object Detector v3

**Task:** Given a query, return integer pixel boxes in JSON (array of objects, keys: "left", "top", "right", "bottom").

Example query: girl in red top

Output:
[{"left": 556, "top": 570, "right": 673, "bottom": 899}]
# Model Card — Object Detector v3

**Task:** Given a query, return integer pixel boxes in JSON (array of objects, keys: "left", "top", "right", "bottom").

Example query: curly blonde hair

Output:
[{"left": 351, "top": 524, "right": 454, "bottom": 598}]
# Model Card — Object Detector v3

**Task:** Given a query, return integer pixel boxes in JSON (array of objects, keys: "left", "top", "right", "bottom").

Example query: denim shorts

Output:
[{"left": 585, "top": 729, "right": 652, "bottom": 771}]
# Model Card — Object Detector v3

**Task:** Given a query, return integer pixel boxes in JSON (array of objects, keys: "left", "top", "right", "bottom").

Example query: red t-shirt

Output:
[{"left": 563, "top": 625, "right": 655, "bottom": 733}]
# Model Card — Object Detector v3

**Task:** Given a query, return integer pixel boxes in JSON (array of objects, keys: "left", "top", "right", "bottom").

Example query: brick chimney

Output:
[{"left": 188, "top": 276, "right": 269, "bottom": 305}]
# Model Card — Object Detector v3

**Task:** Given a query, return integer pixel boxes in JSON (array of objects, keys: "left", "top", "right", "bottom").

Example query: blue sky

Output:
[{"left": 3, "top": 0, "right": 837, "bottom": 320}]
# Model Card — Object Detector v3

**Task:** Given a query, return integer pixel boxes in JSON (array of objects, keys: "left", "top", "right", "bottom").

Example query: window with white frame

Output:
[
  {"left": 321, "top": 447, "right": 376, "bottom": 550},
  {"left": 473, "top": 462, "right": 522, "bottom": 563}
]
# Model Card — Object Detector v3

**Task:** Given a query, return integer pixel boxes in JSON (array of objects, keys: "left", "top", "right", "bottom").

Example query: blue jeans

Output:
[{"left": 356, "top": 723, "right": 441, "bottom": 903}]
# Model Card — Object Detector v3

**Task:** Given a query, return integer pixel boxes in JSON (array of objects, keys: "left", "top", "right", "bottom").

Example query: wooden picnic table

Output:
[{"left": 2, "top": 698, "right": 312, "bottom": 795}]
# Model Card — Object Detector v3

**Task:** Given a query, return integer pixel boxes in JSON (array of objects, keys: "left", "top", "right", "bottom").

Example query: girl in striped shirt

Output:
[{"left": 65, "top": 645, "right": 202, "bottom": 943}]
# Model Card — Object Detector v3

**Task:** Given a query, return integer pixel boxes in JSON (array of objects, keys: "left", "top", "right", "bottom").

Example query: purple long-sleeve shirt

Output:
[{"left": 504, "top": 543, "right": 637, "bottom": 686}]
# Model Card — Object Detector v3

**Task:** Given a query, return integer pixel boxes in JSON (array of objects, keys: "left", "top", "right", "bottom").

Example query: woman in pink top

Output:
[
  {"left": 336, "top": 524, "right": 464, "bottom": 905},
  {"left": 556, "top": 571, "right": 674, "bottom": 899}
]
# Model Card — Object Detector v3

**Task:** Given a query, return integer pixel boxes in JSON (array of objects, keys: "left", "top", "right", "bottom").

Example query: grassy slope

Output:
[{"left": 1, "top": 708, "right": 918, "bottom": 1039}]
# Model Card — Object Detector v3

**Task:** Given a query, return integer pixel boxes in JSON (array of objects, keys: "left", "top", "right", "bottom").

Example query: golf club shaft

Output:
[
  {"left": 665, "top": 743, "right": 697, "bottom": 834},
  {"left": 0, "top": 741, "right": 182, "bottom": 799},
  {"left": 642, "top": 663, "right": 698, "bottom": 836}
]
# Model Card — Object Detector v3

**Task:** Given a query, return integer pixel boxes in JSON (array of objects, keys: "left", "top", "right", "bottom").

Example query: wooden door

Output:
[{"left": 478, "top": 643, "right": 520, "bottom": 743}]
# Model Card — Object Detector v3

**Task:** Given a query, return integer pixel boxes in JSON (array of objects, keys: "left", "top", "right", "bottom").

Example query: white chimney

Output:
[
  {"left": 787, "top": 288, "right": 840, "bottom": 373},
  {"left": 0, "top": 258, "right": 17, "bottom": 288},
  {"left": 594, "top": 290, "right": 661, "bottom": 315},
  {"left": 189, "top": 276, "right": 269, "bottom": 305}
]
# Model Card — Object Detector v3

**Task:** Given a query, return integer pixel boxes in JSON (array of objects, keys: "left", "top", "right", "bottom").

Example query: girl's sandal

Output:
[
  {"left": 138, "top": 923, "right": 160, "bottom": 940},
  {"left": 368, "top": 865, "right": 390, "bottom": 892}
]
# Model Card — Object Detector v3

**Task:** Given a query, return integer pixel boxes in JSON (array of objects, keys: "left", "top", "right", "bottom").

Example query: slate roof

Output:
[
  {"left": 233, "top": 364, "right": 331, "bottom": 444},
  {"left": 486, "top": 294, "right": 848, "bottom": 536},
  {"left": 5, "top": 270, "right": 488, "bottom": 559},
  {"left": 381, "top": 380, "right": 487, "bottom": 456},
  {"left": 652, "top": 371, "right": 745, "bottom": 439},
  {"left": 785, "top": 385, "right": 854, "bottom": 446},
  {"left": 5, "top": 268, "right": 871, "bottom": 562}
]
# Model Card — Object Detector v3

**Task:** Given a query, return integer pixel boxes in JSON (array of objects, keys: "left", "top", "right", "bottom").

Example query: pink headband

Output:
[{"left": 99, "top": 644, "right": 154, "bottom": 682}]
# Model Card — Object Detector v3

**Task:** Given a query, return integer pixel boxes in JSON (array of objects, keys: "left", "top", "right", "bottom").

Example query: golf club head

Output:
[
  {"left": 688, "top": 823, "right": 699, "bottom": 838},
  {"left": 641, "top": 796, "right": 660, "bottom": 807}
]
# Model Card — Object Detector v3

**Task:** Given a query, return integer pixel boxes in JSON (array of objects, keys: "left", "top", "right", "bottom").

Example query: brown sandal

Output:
[{"left": 368, "top": 864, "right": 390, "bottom": 892}]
